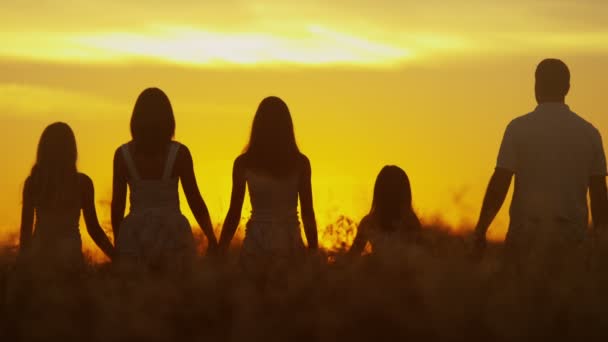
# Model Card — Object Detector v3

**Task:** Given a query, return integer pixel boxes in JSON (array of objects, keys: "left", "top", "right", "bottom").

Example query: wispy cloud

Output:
[
  {"left": 72, "top": 26, "right": 412, "bottom": 66},
  {"left": 0, "top": 84, "right": 126, "bottom": 120},
  {"left": 1, "top": 1, "right": 608, "bottom": 66}
]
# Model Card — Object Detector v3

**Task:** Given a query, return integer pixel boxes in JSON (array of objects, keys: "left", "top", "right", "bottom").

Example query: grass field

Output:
[{"left": 2, "top": 219, "right": 608, "bottom": 341}]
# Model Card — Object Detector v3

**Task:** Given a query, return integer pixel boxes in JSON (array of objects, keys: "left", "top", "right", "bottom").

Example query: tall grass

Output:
[{"left": 2, "top": 219, "right": 608, "bottom": 341}]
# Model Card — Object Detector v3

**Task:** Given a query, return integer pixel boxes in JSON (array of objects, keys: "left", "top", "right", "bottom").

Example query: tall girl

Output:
[
  {"left": 111, "top": 88, "right": 217, "bottom": 267},
  {"left": 218, "top": 96, "right": 318, "bottom": 269}
]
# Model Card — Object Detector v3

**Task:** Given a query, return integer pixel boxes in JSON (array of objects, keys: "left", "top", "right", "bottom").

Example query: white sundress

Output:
[
  {"left": 240, "top": 170, "right": 306, "bottom": 271},
  {"left": 116, "top": 142, "right": 195, "bottom": 266},
  {"left": 363, "top": 218, "right": 419, "bottom": 259}
]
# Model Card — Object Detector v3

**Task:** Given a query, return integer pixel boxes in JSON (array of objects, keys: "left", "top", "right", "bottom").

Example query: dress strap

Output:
[
  {"left": 162, "top": 142, "right": 180, "bottom": 180},
  {"left": 121, "top": 144, "right": 140, "bottom": 180}
]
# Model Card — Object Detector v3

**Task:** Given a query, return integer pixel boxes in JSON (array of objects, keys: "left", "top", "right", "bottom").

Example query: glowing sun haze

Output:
[{"left": 2, "top": 0, "right": 608, "bottom": 255}]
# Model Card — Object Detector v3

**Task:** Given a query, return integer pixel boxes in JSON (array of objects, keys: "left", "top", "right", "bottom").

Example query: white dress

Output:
[
  {"left": 360, "top": 215, "right": 420, "bottom": 259},
  {"left": 116, "top": 142, "right": 195, "bottom": 266},
  {"left": 240, "top": 170, "right": 305, "bottom": 270}
]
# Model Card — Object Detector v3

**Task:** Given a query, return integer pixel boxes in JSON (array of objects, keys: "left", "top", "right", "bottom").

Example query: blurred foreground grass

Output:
[{"left": 2, "top": 219, "right": 608, "bottom": 341}]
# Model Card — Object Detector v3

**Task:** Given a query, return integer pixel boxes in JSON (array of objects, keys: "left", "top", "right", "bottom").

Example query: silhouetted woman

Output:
[
  {"left": 19, "top": 122, "right": 114, "bottom": 272},
  {"left": 111, "top": 88, "right": 217, "bottom": 268},
  {"left": 348, "top": 166, "right": 421, "bottom": 257},
  {"left": 218, "top": 96, "right": 318, "bottom": 270}
]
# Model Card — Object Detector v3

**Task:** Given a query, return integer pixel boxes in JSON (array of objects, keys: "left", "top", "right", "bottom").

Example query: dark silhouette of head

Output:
[
  {"left": 29, "top": 122, "right": 79, "bottom": 208},
  {"left": 244, "top": 96, "right": 301, "bottom": 177},
  {"left": 535, "top": 59, "right": 570, "bottom": 104},
  {"left": 371, "top": 165, "right": 416, "bottom": 232},
  {"left": 130, "top": 88, "right": 175, "bottom": 154}
]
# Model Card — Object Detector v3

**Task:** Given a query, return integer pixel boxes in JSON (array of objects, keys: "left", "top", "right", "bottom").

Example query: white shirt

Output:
[{"left": 497, "top": 103, "right": 607, "bottom": 238}]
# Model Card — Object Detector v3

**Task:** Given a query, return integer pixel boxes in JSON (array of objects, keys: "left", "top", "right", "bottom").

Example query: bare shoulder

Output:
[
  {"left": 113, "top": 144, "right": 127, "bottom": 166},
  {"left": 23, "top": 176, "right": 34, "bottom": 198},
  {"left": 174, "top": 142, "right": 192, "bottom": 162},
  {"left": 23, "top": 175, "right": 33, "bottom": 189},
  {"left": 358, "top": 214, "right": 375, "bottom": 233},
  {"left": 78, "top": 173, "right": 95, "bottom": 202},
  {"left": 298, "top": 153, "right": 311, "bottom": 166},
  {"left": 174, "top": 141, "right": 189, "bottom": 153},
  {"left": 234, "top": 154, "right": 248, "bottom": 173},
  {"left": 78, "top": 173, "right": 94, "bottom": 190},
  {"left": 297, "top": 153, "right": 311, "bottom": 173},
  {"left": 113, "top": 145, "right": 122, "bottom": 159}
]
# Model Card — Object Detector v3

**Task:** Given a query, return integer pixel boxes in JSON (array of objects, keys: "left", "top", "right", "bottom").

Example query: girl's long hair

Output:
[
  {"left": 243, "top": 96, "right": 301, "bottom": 177},
  {"left": 28, "top": 122, "right": 79, "bottom": 208},
  {"left": 130, "top": 88, "right": 175, "bottom": 154},
  {"left": 370, "top": 165, "right": 420, "bottom": 232}
]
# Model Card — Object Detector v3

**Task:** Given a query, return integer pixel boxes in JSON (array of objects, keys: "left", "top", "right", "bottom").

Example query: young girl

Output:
[
  {"left": 218, "top": 96, "right": 318, "bottom": 269},
  {"left": 349, "top": 166, "right": 422, "bottom": 257},
  {"left": 111, "top": 88, "right": 217, "bottom": 268},
  {"left": 20, "top": 122, "right": 114, "bottom": 271}
]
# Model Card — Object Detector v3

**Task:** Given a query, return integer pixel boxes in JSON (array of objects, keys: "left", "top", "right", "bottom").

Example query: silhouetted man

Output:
[{"left": 474, "top": 59, "right": 608, "bottom": 269}]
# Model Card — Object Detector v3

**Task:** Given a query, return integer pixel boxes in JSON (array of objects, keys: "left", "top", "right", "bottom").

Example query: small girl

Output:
[
  {"left": 349, "top": 165, "right": 421, "bottom": 257},
  {"left": 111, "top": 88, "right": 217, "bottom": 268},
  {"left": 20, "top": 122, "right": 114, "bottom": 272}
]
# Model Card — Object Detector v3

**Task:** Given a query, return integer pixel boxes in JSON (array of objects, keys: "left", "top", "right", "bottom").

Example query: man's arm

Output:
[
  {"left": 589, "top": 175, "right": 608, "bottom": 231},
  {"left": 474, "top": 168, "right": 514, "bottom": 247}
]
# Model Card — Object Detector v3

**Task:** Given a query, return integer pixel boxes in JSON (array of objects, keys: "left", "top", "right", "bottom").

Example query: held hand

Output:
[
  {"left": 105, "top": 247, "right": 116, "bottom": 261},
  {"left": 305, "top": 245, "right": 325, "bottom": 266},
  {"left": 216, "top": 241, "right": 230, "bottom": 258},
  {"left": 306, "top": 245, "right": 319, "bottom": 256},
  {"left": 205, "top": 240, "right": 219, "bottom": 258}
]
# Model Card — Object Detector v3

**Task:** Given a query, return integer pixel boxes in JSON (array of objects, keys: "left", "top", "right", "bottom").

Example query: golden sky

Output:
[{"left": 2, "top": 1, "right": 608, "bottom": 254}]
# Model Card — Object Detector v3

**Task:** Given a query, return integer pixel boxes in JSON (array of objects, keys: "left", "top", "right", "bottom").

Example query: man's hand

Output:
[
  {"left": 472, "top": 167, "right": 513, "bottom": 259},
  {"left": 590, "top": 175, "right": 608, "bottom": 229}
]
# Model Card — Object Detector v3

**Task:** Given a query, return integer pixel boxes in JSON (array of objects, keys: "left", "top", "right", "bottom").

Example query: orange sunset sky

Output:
[{"left": 2, "top": 1, "right": 608, "bottom": 253}]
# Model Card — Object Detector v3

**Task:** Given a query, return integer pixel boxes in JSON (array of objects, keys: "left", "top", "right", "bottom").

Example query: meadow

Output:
[{"left": 2, "top": 218, "right": 608, "bottom": 341}]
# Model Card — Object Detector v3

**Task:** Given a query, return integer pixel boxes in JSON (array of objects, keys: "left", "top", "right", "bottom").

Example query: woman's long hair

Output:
[
  {"left": 370, "top": 165, "right": 420, "bottom": 232},
  {"left": 243, "top": 96, "right": 301, "bottom": 177},
  {"left": 130, "top": 88, "right": 175, "bottom": 154},
  {"left": 28, "top": 122, "right": 79, "bottom": 208}
]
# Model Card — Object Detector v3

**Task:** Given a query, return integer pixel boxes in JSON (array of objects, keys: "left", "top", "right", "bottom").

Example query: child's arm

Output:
[
  {"left": 19, "top": 177, "right": 35, "bottom": 253},
  {"left": 111, "top": 148, "right": 127, "bottom": 242},
  {"left": 178, "top": 145, "right": 218, "bottom": 249},
  {"left": 80, "top": 174, "right": 114, "bottom": 259},
  {"left": 348, "top": 216, "right": 370, "bottom": 257},
  {"left": 299, "top": 155, "right": 318, "bottom": 250},
  {"left": 218, "top": 156, "right": 246, "bottom": 255}
]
